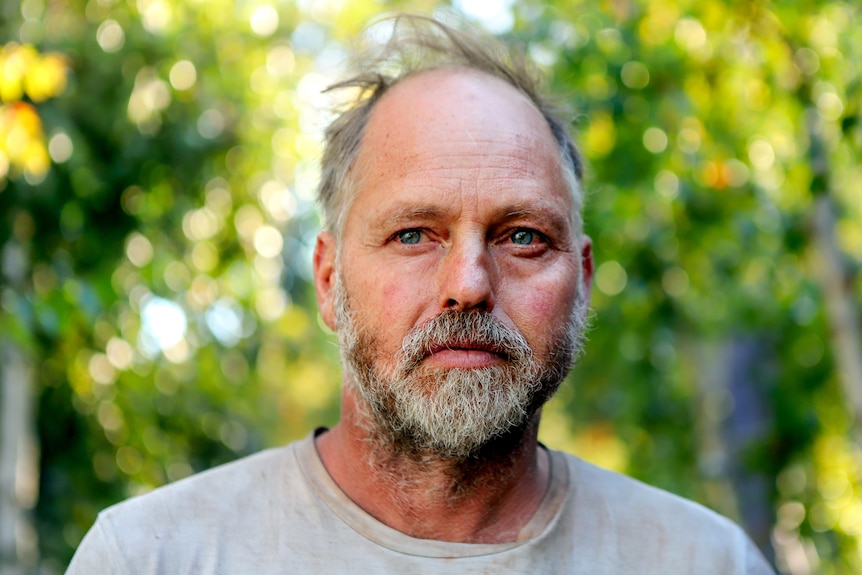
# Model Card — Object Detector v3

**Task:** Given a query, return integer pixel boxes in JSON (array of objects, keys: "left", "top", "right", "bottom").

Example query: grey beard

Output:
[{"left": 334, "top": 281, "right": 588, "bottom": 461}]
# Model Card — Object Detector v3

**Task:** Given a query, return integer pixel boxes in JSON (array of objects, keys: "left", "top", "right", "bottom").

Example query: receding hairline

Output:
[
  {"left": 352, "top": 65, "right": 567, "bottom": 173},
  {"left": 364, "top": 64, "right": 555, "bottom": 129}
]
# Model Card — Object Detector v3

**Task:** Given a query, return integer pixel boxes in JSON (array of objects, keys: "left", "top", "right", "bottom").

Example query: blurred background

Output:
[{"left": 0, "top": 0, "right": 860, "bottom": 572}]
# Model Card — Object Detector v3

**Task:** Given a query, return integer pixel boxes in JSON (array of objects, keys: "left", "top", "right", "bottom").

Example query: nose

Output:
[{"left": 438, "top": 238, "right": 495, "bottom": 312}]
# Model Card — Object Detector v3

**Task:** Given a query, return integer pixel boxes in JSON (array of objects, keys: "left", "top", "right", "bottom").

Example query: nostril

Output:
[{"left": 445, "top": 297, "right": 489, "bottom": 311}]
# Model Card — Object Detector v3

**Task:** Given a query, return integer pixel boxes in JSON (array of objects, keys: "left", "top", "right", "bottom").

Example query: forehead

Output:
[{"left": 346, "top": 68, "right": 571, "bottom": 228}]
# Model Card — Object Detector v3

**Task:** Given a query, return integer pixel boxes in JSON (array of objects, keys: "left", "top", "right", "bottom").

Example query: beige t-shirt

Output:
[{"left": 67, "top": 431, "right": 774, "bottom": 574}]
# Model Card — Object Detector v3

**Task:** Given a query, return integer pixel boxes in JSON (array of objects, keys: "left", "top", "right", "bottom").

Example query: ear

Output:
[
  {"left": 313, "top": 231, "right": 338, "bottom": 331},
  {"left": 579, "top": 235, "right": 594, "bottom": 303}
]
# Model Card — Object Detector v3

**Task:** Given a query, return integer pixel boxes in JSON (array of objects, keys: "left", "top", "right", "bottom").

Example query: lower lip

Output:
[{"left": 422, "top": 349, "right": 504, "bottom": 369}]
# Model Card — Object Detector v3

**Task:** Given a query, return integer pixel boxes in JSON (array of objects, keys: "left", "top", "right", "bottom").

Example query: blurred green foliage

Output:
[{"left": 0, "top": 0, "right": 860, "bottom": 572}]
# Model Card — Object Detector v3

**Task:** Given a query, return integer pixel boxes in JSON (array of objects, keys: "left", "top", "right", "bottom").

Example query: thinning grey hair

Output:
[{"left": 316, "top": 14, "right": 585, "bottom": 239}]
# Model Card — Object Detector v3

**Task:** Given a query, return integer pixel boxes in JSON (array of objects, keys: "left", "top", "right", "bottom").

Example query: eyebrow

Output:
[
  {"left": 366, "top": 205, "right": 450, "bottom": 229},
  {"left": 367, "top": 203, "right": 572, "bottom": 233},
  {"left": 498, "top": 205, "right": 572, "bottom": 237}
]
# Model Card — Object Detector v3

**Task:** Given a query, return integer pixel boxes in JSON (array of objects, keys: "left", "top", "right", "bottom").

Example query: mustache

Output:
[{"left": 398, "top": 310, "right": 533, "bottom": 372}]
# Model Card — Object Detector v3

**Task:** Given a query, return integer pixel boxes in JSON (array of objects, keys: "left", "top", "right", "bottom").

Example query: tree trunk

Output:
[
  {"left": 721, "top": 337, "right": 775, "bottom": 564},
  {"left": 0, "top": 238, "right": 38, "bottom": 575},
  {"left": 807, "top": 110, "right": 862, "bottom": 438},
  {"left": 692, "top": 336, "right": 775, "bottom": 564},
  {"left": 0, "top": 344, "right": 39, "bottom": 575}
]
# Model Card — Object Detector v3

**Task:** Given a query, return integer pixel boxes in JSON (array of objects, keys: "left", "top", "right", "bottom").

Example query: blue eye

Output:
[
  {"left": 397, "top": 230, "right": 422, "bottom": 244},
  {"left": 511, "top": 230, "right": 535, "bottom": 245}
]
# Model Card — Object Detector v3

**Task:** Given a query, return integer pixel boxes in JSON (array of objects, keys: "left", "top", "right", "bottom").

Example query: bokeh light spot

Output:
[
  {"left": 454, "top": 0, "right": 515, "bottom": 34},
  {"left": 48, "top": 132, "right": 73, "bottom": 162},
  {"left": 621, "top": 61, "right": 649, "bottom": 89},
  {"left": 662, "top": 267, "right": 689, "bottom": 297},
  {"left": 250, "top": 5, "right": 279, "bottom": 37},
  {"left": 140, "top": 296, "right": 187, "bottom": 352},
  {"left": 655, "top": 170, "right": 679, "bottom": 198},
  {"left": 596, "top": 261, "right": 627, "bottom": 296},
  {"left": 125, "top": 233, "right": 153, "bottom": 267},
  {"left": 96, "top": 20, "right": 124, "bottom": 53},
  {"left": 749, "top": 140, "right": 775, "bottom": 170},
  {"left": 169, "top": 60, "right": 197, "bottom": 91},
  {"left": 206, "top": 298, "right": 244, "bottom": 347},
  {"left": 643, "top": 127, "right": 667, "bottom": 153},
  {"left": 197, "top": 109, "right": 225, "bottom": 139}
]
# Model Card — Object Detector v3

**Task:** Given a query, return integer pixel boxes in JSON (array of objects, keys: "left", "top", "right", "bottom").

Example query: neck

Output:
[{"left": 316, "top": 387, "right": 549, "bottom": 543}]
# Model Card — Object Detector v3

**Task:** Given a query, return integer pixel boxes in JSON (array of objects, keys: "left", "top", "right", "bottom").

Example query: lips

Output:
[{"left": 426, "top": 341, "right": 509, "bottom": 359}]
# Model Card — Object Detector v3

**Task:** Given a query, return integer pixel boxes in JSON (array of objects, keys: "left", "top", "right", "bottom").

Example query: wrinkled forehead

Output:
[{"left": 346, "top": 67, "right": 572, "bottom": 213}]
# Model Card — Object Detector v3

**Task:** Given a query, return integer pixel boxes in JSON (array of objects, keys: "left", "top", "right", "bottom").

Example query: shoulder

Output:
[
  {"left": 552, "top": 451, "right": 774, "bottom": 574},
  {"left": 67, "top": 440, "right": 306, "bottom": 574},
  {"left": 563, "top": 454, "right": 729, "bottom": 524},
  {"left": 105, "top": 443, "right": 296, "bottom": 523},
  {"left": 562, "top": 452, "right": 729, "bottom": 526}
]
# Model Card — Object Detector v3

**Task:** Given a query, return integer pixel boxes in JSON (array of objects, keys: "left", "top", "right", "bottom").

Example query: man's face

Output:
[{"left": 315, "top": 69, "right": 593, "bottom": 458}]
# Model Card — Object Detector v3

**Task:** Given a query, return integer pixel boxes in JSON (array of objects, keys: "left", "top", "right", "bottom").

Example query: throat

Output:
[
  {"left": 369, "top": 432, "right": 549, "bottom": 543},
  {"left": 355, "top": 413, "right": 548, "bottom": 543}
]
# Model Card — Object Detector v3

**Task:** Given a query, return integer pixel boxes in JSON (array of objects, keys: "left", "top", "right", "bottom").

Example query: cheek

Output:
[
  {"left": 382, "top": 282, "right": 400, "bottom": 302},
  {"left": 376, "top": 284, "right": 405, "bottom": 329},
  {"left": 515, "top": 288, "right": 570, "bottom": 327},
  {"left": 366, "top": 257, "right": 438, "bottom": 316},
  {"left": 505, "top": 273, "right": 579, "bottom": 344},
  {"left": 530, "top": 290, "right": 565, "bottom": 317},
  {"left": 350, "top": 266, "right": 430, "bottom": 346}
]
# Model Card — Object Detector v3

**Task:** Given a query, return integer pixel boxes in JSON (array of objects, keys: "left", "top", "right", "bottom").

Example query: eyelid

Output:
[{"left": 508, "top": 226, "right": 549, "bottom": 243}]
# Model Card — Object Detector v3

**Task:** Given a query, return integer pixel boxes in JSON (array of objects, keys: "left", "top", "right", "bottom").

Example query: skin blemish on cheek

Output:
[
  {"left": 523, "top": 272, "right": 578, "bottom": 312},
  {"left": 383, "top": 283, "right": 401, "bottom": 303},
  {"left": 529, "top": 292, "right": 560, "bottom": 318}
]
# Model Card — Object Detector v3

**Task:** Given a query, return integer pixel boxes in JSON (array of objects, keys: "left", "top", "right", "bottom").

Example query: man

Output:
[{"left": 68, "top": 15, "right": 774, "bottom": 573}]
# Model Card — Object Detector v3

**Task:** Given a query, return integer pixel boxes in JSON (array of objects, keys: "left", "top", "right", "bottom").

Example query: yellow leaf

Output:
[
  {"left": 24, "top": 53, "right": 68, "bottom": 103},
  {"left": 0, "top": 43, "right": 26, "bottom": 102},
  {"left": 0, "top": 102, "right": 48, "bottom": 176},
  {"left": 24, "top": 140, "right": 50, "bottom": 177},
  {"left": 9, "top": 101, "right": 43, "bottom": 137},
  {"left": 584, "top": 110, "right": 616, "bottom": 158}
]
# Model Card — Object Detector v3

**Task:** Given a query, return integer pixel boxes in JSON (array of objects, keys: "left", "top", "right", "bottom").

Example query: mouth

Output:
[
  {"left": 420, "top": 341, "right": 508, "bottom": 369},
  {"left": 428, "top": 341, "right": 507, "bottom": 357}
]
